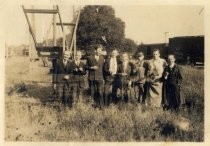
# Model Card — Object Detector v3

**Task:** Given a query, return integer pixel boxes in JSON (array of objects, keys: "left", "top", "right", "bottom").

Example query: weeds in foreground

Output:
[{"left": 5, "top": 64, "right": 204, "bottom": 141}]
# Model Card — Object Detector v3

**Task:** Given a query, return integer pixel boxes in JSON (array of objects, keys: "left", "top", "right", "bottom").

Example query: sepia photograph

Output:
[{"left": 1, "top": 0, "right": 206, "bottom": 143}]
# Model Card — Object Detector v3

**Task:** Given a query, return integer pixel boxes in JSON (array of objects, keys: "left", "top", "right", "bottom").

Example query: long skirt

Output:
[
  {"left": 162, "top": 82, "right": 181, "bottom": 110},
  {"left": 146, "top": 81, "right": 163, "bottom": 107}
]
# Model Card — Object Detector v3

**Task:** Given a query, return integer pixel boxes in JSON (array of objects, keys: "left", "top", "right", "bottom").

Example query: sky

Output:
[
  {"left": 113, "top": 5, "right": 204, "bottom": 44},
  {"left": 0, "top": 3, "right": 204, "bottom": 46}
]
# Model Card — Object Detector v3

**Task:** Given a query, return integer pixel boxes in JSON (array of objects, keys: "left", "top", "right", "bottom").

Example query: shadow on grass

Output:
[
  {"left": 7, "top": 81, "right": 93, "bottom": 108},
  {"left": 7, "top": 82, "right": 54, "bottom": 105}
]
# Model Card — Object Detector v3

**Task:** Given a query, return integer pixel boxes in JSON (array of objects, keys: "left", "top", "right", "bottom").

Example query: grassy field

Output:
[{"left": 5, "top": 56, "right": 204, "bottom": 141}]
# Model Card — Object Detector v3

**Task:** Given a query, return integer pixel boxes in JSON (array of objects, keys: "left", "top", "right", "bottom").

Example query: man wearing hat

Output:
[
  {"left": 53, "top": 51, "right": 72, "bottom": 107},
  {"left": 133, "top": 52, "right": 148, "bottom": 103}
]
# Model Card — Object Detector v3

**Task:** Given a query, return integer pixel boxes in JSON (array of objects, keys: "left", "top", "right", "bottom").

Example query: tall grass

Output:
[{"left": 5, "top": 58, "right": 204, "bottom": 141}]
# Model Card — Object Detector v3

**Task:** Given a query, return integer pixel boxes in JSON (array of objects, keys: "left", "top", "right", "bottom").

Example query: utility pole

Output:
[
  {"left": 53, "top": 5, "right": 57, "bottom": 46},
  {"left": 73, "top": 5, "right": 76, "bottom": 59},
  {"left": 164, "top": 32, "right": 169, "bottom": 45},
  {"left": 5, "top": 42, "right": 8, "bottom": 58},
  {"left": 30, "top": 5, "right": 36, "bottom": 61}
]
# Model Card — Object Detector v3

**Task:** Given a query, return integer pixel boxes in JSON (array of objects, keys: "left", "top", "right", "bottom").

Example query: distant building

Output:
[
  {"left": 168, "top": 36, "right": 204, "bottom": 64},
  {"left": 7, "top": 44, "right": 29, "bottom": 57},
  {"left": 137, "top": 43, "right": 168, "bottom": 59},
  {"left": 137, "top": 35, "right": 204, "bottom": 64},
  {"left": 23, "top": 48, "right": 29, "bottom": 56}
]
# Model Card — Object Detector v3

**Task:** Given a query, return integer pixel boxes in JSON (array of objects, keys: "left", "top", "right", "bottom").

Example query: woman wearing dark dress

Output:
[{"left": 162, "top": 54, "right": 183, "bottom": 111}]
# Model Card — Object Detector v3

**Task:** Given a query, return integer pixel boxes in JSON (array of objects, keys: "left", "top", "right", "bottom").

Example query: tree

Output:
[
  {"left": 41, "top": 5, "right": 138, "bottom": 54},
  {"left": 122, "top": 38, "right": 138, "bottom": 53},
  {"left": 76, "top": 5, "right": 125, "bottom": 51}
]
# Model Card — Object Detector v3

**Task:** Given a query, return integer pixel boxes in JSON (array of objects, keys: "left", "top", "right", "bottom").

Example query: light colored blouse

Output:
[
  {"left": 109, "top": 57, "right": 118, "bottom": 75},
  {"left": 148, "top": 58, "right": 167, "bottom": 78}
]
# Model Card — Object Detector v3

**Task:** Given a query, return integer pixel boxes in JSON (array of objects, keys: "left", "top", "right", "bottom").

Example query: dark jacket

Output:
[
  {"left": 115, "top": 61, "right": 135, "bottom": 82},
  {"left": 53, "top": 59, "right": 71, "bottom": 84},
  {"left": 162, "top": 64, "right": 183, "bottom": 107},
  {"left": 162, "top": 64, "right": 182, "bottom": 85},
  {"left": 69, "top": 60, "right": 86, "bottom": 84},
  {"left": 86, "top": 55, "right": 104, "bottom": 81}
]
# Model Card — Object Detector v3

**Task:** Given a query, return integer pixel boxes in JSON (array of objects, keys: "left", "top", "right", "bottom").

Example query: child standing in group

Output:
[
  {"left": 162, "top": 54, "right": 183, "bottom": 111},
  {"left": 133, "top": 52, "right": 148, "bottom": 103}
]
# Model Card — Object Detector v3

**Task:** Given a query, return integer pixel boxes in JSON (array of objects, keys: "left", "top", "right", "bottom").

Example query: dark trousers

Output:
[
  {"left": 56, "top": 83, "right": 72, "bottom": 106},
  {"left": 52, "top": 58, "right": 57, "bottom": 71},
  {"left": 69, "top": 81, "right": 84, "bottom": 104},
  {"left": 134, "top": 83, "right": 147, "bottom": 103},
  {"left": 89, "top": 80, "right": 104, "bottom": 108},
  {"left": 112, "top": 79, "right": 131, "bottom": 103},
  {"left": 88, "top": 79, "right": 94, "bottom": 98},
  {"left": 104, "top": 80, "right": 114, "bottom": 106}
]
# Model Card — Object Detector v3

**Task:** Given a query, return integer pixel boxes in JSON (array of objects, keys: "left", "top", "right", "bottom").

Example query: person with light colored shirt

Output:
[
  {"left": 146, "top": 49, "right": 167, "bottom": 107},
  {"left": 109, "top": 51, "right": 118, "bottom": 75},
  {"left": 103, "top": 49, "right": 119, "bottom": 106}
]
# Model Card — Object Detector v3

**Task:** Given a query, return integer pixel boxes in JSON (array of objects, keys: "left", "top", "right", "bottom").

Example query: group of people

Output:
[{"left": 53, "top": 44, "right": 183, "bottom": 111}]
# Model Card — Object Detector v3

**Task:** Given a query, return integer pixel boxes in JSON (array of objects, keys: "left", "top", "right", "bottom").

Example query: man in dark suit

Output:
[
  {"left": 115, "top": 52, "right": 135, "bottom": 103},
  {"left": 69, "top": 51, "right": 86, "bottom": 104},
  {"left": 86, "top": 45, "right": 105, "bottom": 108},
  {"left": 53, "top": 51, "right": 72, "bottom": 106},
  {"left": 103, "top": 49, "right": 119, "bottom": 106}
]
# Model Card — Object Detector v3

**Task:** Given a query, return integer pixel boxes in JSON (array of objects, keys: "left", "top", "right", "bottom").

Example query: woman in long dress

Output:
[
  {"left": 162, "top": 54, "right": 183, "bottom": 111},
  {"left": 146, "top": 49, "right": 167, "bottom": 107}
]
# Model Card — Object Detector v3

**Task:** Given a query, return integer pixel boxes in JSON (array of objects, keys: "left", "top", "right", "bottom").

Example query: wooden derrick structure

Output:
[{"left": 22, "top": 5, "right": 80, "bottom": 61}]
